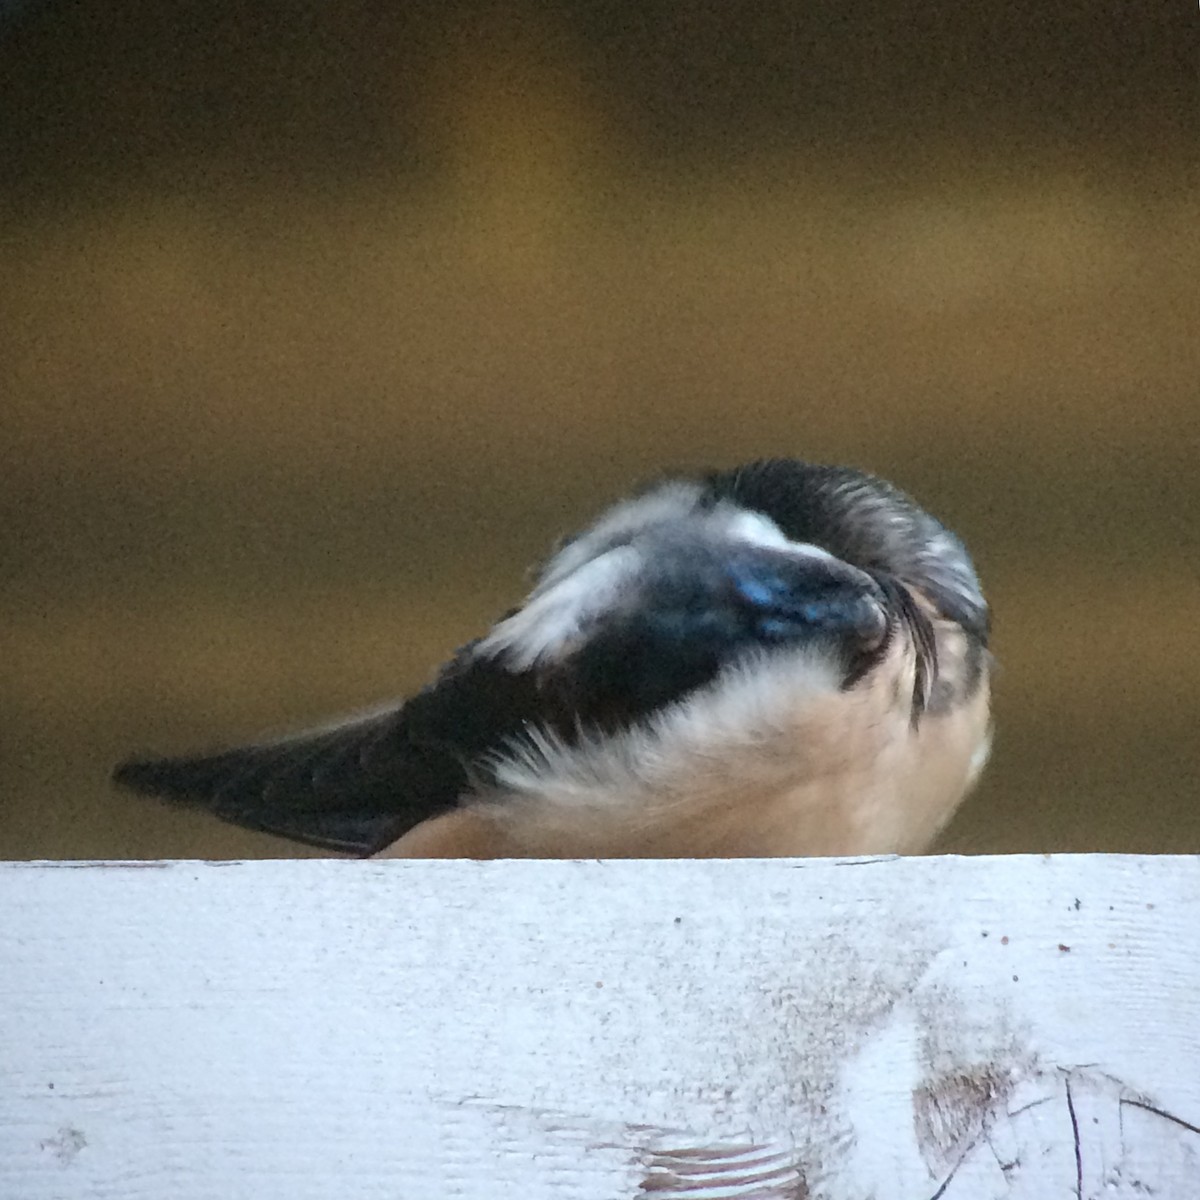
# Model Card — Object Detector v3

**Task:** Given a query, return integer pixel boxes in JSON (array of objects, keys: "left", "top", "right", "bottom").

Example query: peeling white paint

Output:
[{"left": 0, "top": 856, "right": 1198, "bottom": 1198}]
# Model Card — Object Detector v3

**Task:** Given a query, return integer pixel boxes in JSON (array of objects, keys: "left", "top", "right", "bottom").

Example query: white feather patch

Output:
[
  {"left": 534, "top": 483, "right": 706, "bottom": 592},
  {"left": 477, "top": 545, "right": 644, "bottom": 670}
]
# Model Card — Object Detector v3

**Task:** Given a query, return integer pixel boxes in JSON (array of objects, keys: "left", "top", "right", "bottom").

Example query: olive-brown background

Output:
[{"left": 2, "top": 0, "right": 1196, "bottom": 859}]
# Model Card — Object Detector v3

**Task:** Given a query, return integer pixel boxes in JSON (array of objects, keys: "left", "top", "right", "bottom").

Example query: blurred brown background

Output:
[{"left": 1, "top": 0, "right": 1196, "bottom": 859}]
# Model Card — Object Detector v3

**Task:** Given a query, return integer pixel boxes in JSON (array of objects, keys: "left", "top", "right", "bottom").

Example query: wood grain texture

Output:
[{"left": 1, "top": 856, "right": 1198, "bottom": 1199}]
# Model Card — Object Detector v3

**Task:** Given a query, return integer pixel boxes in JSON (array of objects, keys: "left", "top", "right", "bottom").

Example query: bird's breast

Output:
[{"left": 388, "top": 623, "right": 991, "bottom": 859}]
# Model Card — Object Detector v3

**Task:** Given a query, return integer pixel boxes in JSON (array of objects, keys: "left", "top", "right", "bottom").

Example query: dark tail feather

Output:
[{"left": 112, "top": 739, "right": 443, "bottom": 856}]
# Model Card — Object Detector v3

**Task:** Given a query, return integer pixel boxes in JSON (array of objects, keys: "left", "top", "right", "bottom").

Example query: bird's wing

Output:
[{"left": 113, "top": 645, "right": 554, "bottom": 855}]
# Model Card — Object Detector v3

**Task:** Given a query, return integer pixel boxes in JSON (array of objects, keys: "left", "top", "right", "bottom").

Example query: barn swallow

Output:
[{"left": 114, "top": 459, "right": 991, "bottom": 858}]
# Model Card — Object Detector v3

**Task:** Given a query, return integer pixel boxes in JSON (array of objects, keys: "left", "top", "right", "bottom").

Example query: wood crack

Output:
[
  {"left": 1064, "top": 1074, "right": 1082, "bottom": 1200},
  {"left": 1121, "top": 1097, "right": 1200, "bottom": 1138}
]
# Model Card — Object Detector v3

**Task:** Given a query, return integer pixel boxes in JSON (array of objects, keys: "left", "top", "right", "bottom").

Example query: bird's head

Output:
[{"left": 478, "top": 459, "right": 987, "bottom": 732}]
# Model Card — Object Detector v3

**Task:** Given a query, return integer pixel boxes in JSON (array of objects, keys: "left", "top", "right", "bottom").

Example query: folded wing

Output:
[{"left": 113, "top": 646, "right": 551, "bottom": 855}]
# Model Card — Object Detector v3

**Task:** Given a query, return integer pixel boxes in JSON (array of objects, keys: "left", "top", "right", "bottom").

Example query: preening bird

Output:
[{"left": 114, "top": 459, "right": 991, "bottom": 858}]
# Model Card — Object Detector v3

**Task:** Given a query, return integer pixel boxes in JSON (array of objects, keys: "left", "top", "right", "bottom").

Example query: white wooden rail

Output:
[{"left": 2, "top": 856, "right": 1198, "bottom": 1199}]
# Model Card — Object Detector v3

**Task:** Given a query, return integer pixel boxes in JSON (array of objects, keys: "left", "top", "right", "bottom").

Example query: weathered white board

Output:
[{"left": 2, "top": 856, "right": 1198, "bottom": 1199}]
